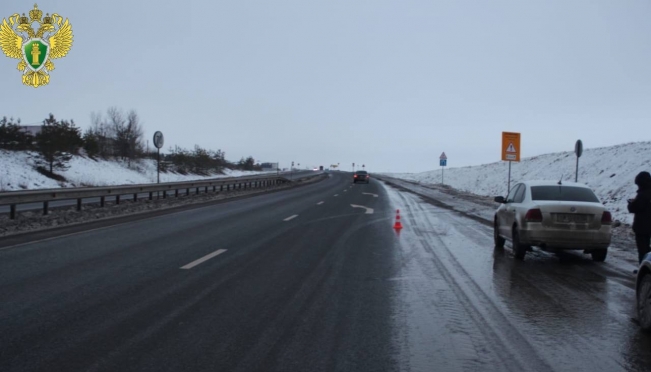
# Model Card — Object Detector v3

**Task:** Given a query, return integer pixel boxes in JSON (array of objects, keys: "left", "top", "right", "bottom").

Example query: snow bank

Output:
[
  {"left": 0, "top": 150, "right": 269, "bottom": 191},
  {"left": 383, "top": 141, "right": 651, "bottom": 225}
]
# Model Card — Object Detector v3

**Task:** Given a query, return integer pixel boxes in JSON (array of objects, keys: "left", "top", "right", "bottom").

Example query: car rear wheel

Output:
[
  {"left": 591, "top": 249, "right": 608, "bottom": 262},
  {"left": 638, "top": 274, "right": 651, "bottom": 332},
  {"left": 494, "top": 221, "right": 505, "bottom": 248},
  {"left": 512, "top": 228, "right": 528, "bottom": 260}
]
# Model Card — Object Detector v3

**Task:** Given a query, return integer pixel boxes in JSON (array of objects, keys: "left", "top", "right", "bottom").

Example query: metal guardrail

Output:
[{"left": 0, "top": 171, "right": 324, "bottom": 219}]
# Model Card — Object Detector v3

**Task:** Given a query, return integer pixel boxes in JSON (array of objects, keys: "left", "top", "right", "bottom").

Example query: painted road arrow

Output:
[
  {"left": 350, "top": 204, "right": 374, "bottom": 214},
  {"left": 362, "top": 192, "right": 378, "bottom": 198}
]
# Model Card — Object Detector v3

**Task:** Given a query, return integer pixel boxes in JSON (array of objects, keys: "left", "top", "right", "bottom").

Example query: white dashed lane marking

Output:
[{"left": 180, "top": 249, "right": 227, "bottom": 269}]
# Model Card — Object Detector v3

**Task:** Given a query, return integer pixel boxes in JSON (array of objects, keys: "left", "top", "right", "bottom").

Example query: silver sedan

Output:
[{"left": 493, "top": 180, "right": 613, "bottom": 261}]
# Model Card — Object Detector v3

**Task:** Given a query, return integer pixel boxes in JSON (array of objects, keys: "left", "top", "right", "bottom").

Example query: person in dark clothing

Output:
[{"left": 628, "top": 171, "right": 651, "bottom": 264}]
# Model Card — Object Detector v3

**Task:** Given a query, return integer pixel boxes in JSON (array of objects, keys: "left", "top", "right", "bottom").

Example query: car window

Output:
[
  {"left": 514, "top": 184, "right": 526, "bottom": 203},
  {"left": 530, "top": 186, "right": 600, "bottom": 202},
  {"left": 355, "top": 171, "right": 368, "bottom": 175},
  {"left": 506, "top": 184, "right": 521, "bottom": 203}
]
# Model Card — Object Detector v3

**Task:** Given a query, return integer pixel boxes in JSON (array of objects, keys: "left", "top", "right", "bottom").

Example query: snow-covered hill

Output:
[
  {"left": 383, "top": 141, "right": 651, "bottom": 225},
  {"left": 0, "top": 150, "right": 269, "bottom": 191}
]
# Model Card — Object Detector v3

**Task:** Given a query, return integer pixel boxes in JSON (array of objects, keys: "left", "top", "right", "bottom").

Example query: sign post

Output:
[
  {"left": 153, "top": 131, "right": 164, "bottom": 184},
  {"left": 291, "top": 161, "right": 294, "bottom": 180},
  {"left": 439, "top": 152, "right": 447, "bottom": 185},
  {"left": 353, "top": 163, "right": 355, "bottom": 173},
  {"left": 574, "top": 139, "right": 583, "bottom": 182},
  {"left": 501, "top": 132, "right": 521, "bottom": 194}
]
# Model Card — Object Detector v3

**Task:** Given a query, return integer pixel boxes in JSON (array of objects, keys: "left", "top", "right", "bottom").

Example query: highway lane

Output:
[
  {"left": 2, "top": 171, "right": 651, "bottom": 371},
  {"left": 0, "top": 170, "right": 317, "bottom": 214},
  {"left": 0, "top": 171, "right": 397, "bottom": 372}
]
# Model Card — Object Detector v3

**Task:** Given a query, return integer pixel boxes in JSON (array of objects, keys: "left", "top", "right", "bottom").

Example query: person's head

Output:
[{"left": 635, "top": 171, "right": 651, "bottom": 188}]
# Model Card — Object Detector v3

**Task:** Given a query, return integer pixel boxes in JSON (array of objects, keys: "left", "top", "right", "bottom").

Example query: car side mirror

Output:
[{"left": 494, "top": 196, "right": 506, "bottom": 204}]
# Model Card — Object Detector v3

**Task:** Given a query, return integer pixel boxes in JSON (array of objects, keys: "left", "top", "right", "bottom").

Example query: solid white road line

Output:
[
  {"left": 334, "top": 194, "right": 339, "bottom": 197},
  {"left": 344, "top": 190, "right": 347, "bottom": 192},
  {"left": 180, "top": 249, "right": 227, "bottom": 269},
  {"left": 350, "top": 204, "right": 375, "bottom": 214},
  {"left": 284, "top": 214, "right": 298, "bottom": 221},
  {"left": 362, "top": 192, "right": 379, "bottom": 198},
  {"left": 317, "top": 201, "right": 324, "bottom": 205}
]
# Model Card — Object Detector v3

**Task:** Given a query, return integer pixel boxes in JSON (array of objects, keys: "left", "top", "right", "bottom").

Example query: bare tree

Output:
[{"left": 87, "top": 111, "right": 112, "bottom": 158}]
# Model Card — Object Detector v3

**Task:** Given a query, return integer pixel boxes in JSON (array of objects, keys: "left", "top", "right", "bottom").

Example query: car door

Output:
[
  {"left": 502, "top": 184, "right": 524, "bottom": 239},
  {"left": 499, "top": 184, "right": 522, "bottom": 238}
]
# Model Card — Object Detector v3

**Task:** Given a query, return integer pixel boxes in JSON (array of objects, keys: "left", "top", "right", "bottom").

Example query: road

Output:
[
  {"left": 0, "top": 170, "right": 316, "bottom": 214},
  {"left": 1, "top": 171, "right": 650, "bottom": 372}
]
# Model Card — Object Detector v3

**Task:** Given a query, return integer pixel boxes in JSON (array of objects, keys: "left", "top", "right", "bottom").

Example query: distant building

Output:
[
  {"left": 20, "top": 125, "right": 41, "bottom": 137},
  {"left": 260, "top": 162, "right": 279, "bottom": 170}
]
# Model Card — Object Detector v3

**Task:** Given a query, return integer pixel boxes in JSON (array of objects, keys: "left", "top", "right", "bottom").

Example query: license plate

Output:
[{"left": 555, "top": 214, "right": 589, "bottom": 223}]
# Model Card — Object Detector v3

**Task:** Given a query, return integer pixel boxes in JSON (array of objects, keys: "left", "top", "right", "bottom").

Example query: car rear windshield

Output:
[
  {"left": 530, "top": 186, "right": 600, "bottom": 203},
  {"left": 355, "top": 171, "right": 368, "bottom": 175}
]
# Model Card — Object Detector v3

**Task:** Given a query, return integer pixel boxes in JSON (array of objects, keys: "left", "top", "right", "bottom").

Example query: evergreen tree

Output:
[
  {"left": 0, "top": 117, "right": 32, "bottom": 150},
  {"left": 35, "top": 114, "right": 82, "bottom": 173}
]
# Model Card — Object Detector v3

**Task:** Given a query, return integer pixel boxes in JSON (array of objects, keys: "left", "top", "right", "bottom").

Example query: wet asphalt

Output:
[{"left": 1, "top": 172, "right": 650, "bottom": 371}]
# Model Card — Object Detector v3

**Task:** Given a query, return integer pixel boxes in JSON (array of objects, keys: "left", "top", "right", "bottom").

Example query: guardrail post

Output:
[
  {"left": 100, "top": 196, "right": 105, "bottom": 207},
  {"left": 43, "top": 201, "right": 48, "bottom": 215},
  {"left": 213, "top": 186, "right": 216, "bottom": 192},
  {"left": 149, "top": 192, "right": 153, "bottom": 200},
  {"left": 205, "top": 186, "right": 208, "bottom": 193},
  {"left": 163, "top": 190, "right": 167, "bottom": 199},
  {"left": 175, "top": 189, "right": 179, "bottom": 197},
  {"left": 196, "top": 187, "right": 199, "bottom": 195},
  {"left": 77, "top": 198, "right": 82, "bottom": 211},
  {"left": 220, "top": 185, "right": 224, "bottom": 192},
  {"left": 134, "top": 193, "right": 138, "bottom": 202},
  {"left": 186, "top": 188, "right": 190, "bottom": 196},
  {"left": 10, "top": 204, "right": 16, "bottom": 219},
  {"left": 116, "top": 195, "right": 120, "bottom": 205}
]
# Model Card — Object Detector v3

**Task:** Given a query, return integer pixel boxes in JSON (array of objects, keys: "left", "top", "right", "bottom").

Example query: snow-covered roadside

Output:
[
  {"left": 0, "top": 150, "right": 271, "bottom": 191},
  {"left": 382, "top": 141, "right": 651, "bottom": 226}
]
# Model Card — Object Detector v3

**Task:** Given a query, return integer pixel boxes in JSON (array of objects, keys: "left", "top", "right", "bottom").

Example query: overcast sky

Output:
[{"left": 1, "top": 0, "right": 651, "bottom": 173}]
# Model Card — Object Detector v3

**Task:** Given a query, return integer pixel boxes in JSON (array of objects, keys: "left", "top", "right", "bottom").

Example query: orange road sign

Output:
[{"left": 502, "top": 132, "right": 521, "bottom": 162}]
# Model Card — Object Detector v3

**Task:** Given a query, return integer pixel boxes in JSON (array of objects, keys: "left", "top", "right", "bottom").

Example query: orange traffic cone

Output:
[{"left": 393, "top": 209, "right": 403, "bottom": 229}]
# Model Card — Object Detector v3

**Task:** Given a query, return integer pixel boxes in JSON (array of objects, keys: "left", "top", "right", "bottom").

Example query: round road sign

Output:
[
  {"left": 153, "top": 131, "right": 164, "bottom": 149},
  {"left": 575, "top": 140, "right": 583, "bottom": 158}
]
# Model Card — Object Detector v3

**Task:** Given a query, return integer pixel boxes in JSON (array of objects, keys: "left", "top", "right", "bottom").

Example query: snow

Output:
[
  {"left": 0, "top": 150, "right": 271, "bottom": 191},
  {"left": 382, "top": 141, "right": 651, "bottom": 225}
]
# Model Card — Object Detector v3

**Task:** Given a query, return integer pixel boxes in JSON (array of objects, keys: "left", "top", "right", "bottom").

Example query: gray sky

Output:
[{"left": 1, "top": 0, "right": 651, "bottom": 173}]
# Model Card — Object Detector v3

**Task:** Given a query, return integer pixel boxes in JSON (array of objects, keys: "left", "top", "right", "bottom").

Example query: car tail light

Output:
[
  {"left": 601, "top": 211, "right": 612, "bottom": 225},
  {"left": 354, "top": 175, "right": 357, "bottom": 178},
  {"left": 525, "top": 208, "right": 543, "bottom": 222}
]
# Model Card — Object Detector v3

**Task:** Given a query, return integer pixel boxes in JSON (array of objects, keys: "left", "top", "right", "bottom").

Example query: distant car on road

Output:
[
  {"left": 493, "top": 180, "right": 613, "bottom": 261},
  {"left": 637, "top": 253, "right": 651, "bottom": 331},
  {"left": 353, "top": 171, "right": 370, "bottom": 184}
]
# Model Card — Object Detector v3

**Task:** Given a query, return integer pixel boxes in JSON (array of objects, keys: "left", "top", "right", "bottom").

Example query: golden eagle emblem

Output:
[{"left": 0, "top": 4, "right": 73, "bottom": 88}]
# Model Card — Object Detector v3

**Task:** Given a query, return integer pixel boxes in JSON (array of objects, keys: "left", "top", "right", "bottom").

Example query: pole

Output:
[
  {"left": 157, "top": 148, "right": 160, "bottom": 184},
  {"left": 507, "top": 161, "right": 512, "bottom": 194},
  {"left": 442, "top": 166, "right": 444, "bottom": 185},
  {"left": 575, "top": 156, "right": 579, "bottom": 182}
]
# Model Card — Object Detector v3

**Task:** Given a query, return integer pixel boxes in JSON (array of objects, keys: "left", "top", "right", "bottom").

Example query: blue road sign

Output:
[{"left": 440, "top": 159, "right": 447, "bottom": 167}]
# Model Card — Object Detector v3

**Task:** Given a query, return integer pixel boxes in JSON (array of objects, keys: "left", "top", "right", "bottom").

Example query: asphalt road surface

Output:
[
  {"left": 0, "top": 170, "right": 315, "bottom": 215},
  {"left": 1, "top": 172, "right": 650, "bottom": 372}
]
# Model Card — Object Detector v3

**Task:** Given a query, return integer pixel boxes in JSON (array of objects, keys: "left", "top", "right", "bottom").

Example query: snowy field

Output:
[
  {"left": 383, "top": 141, "right": 651, "bottom": 225},
  {"left": 0, "top": 150, "right": 271, "bottom": 191}
]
